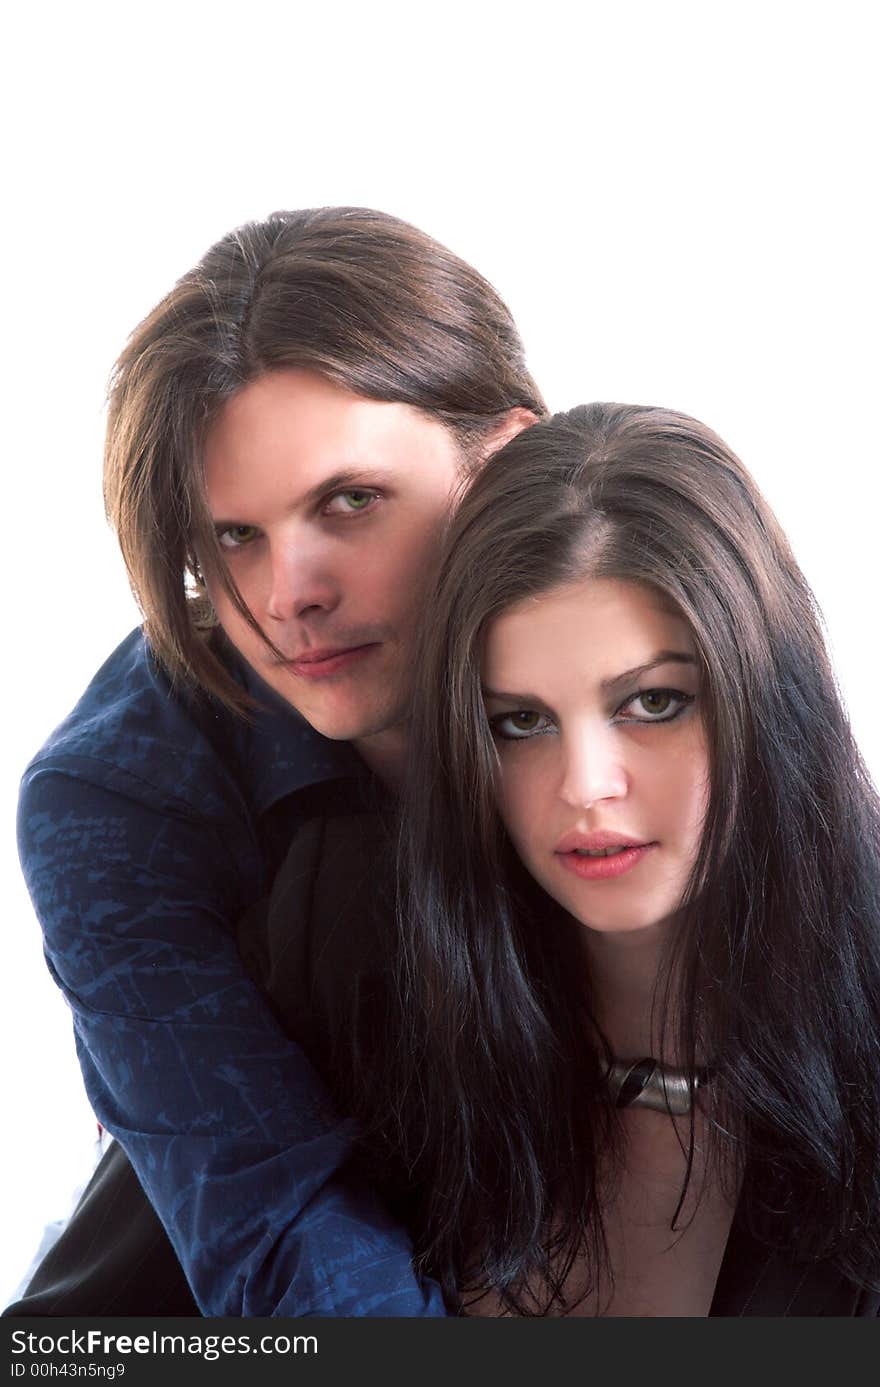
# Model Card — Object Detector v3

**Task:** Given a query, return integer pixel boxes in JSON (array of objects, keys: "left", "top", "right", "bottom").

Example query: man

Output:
[{"left": 12, "top": 208, "right": 543, "bottom": 1316}]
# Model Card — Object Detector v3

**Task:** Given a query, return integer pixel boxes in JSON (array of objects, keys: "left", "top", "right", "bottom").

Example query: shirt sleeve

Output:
[{"left": 18, "top": 760, "right": 447, "bottom": 1317}]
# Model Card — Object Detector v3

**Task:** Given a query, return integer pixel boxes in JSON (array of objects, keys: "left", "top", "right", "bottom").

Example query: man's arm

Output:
[{"left": 19, "top": 762, "right": 447, "bottom": 1317}]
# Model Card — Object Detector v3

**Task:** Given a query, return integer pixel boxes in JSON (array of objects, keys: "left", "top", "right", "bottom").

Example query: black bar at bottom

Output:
[{"left": 0, "top": 1314, "right": 855, "bottom": 1384}]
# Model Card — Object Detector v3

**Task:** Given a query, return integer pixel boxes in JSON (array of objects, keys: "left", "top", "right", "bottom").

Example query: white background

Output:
[{"left": 2, "top": 1, "right": 878, "bottom": 1304}]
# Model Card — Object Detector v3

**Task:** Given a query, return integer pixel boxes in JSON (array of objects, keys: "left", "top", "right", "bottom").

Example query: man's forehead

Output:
[
  {"left": 206, "top": 370, "right": 430, "bottom": 450},
  {"left": 203, "top": 374, "right": 458, "bottom": 503}
]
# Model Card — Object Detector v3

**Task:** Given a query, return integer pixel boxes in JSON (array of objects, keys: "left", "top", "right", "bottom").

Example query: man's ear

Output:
[{"left": 481, "top": 407, "right": 540, "bottom": 461}]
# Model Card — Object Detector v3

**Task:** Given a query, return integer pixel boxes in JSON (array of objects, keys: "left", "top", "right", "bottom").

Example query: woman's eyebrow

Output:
[
  {"left": 600, "top": 651, "right": 697, "bottom": 693},
  {"left": 481, "top": 689, "right": 557, "bottom": 717},
  {"left": 482, "top": 653, "right": 697, "bottom": 711}
]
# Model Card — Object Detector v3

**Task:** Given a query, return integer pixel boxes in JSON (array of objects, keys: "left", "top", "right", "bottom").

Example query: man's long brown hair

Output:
[{"left": 103, "top": 207, "right": 545, "bottom": 710}]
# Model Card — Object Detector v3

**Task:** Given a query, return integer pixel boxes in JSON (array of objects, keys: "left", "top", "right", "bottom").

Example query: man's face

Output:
[{"left": 202, "top": 369, "right": 465, "bottom": 759}]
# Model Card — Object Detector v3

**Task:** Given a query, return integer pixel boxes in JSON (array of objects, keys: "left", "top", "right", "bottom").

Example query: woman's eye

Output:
[
  {"left": 217, "top": 524, "right": 260, "bottom": 550},
  {"left": 324, "top": 489, "right": 379, "bottom": 515},
  {"left": 489, "top": 710, "right": 553, "bottom": 741},
  {"left": 617, "top": 688, "right": 694, "bottom": 723}
]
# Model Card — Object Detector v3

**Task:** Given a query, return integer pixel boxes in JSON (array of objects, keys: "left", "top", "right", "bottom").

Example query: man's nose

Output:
[
  {"left": 264, "top": 538, "right": 341, "bottom": 623},
  {"left": 557, "top": 725, "right": 628, "bottom": 810}
]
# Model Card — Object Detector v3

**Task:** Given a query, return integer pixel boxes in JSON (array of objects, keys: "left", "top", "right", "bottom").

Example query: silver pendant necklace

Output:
[{"left": 603, "top": 1058, "right": 711, "bottom": 1116}]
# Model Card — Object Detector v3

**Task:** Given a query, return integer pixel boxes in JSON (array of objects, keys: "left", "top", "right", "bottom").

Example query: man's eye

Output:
[
  {"left": 616, "top": 688, "right": 695, "bottom": 723},
  {"left": 217, "top": 525, "right": 260, "bottom": 550},
  {"left": 489, "top": 710, "right": 554, "bottom": 741},
  {"left": 324, "top": 490, "right": 379, "bottom": 515}
]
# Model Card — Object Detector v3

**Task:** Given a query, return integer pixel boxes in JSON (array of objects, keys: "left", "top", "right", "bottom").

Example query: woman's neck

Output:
[{"left": 581, "top": 916, "right": 681, "bottom": 1061}]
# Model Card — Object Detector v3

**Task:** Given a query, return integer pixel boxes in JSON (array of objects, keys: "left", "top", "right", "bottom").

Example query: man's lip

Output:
[
  {"left": 554, "top": 829, "right": 651, "bottom": 854},
  {"left": 278, "top": 643, "right": 379, "bottom": 678},
  {"left": 281, "top": 645, "right": 368, "bottom": 665}
]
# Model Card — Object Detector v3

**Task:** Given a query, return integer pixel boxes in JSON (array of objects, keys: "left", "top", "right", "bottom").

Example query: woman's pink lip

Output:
[
  {"left": 556, "top": 842, "right": 657, "bottom": 881},
  {"left": 555, "top": 829, "right": 645, "bottom": 853},
  {"left": 283, "top": 644, "right": 378, "bottom": 679}
]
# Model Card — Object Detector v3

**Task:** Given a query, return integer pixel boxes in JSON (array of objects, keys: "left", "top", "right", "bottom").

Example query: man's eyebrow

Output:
[
  {"left": 482, "top": 652, "right": 697, "bottom": 709},
  {"left": 298, "top": 467, "right": 390, "bottom": 510},
  {"left": 210, "top": 467, "right": 389, "bottom": 525}
]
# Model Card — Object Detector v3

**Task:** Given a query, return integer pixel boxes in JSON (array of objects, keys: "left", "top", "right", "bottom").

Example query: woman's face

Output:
[{"left": 481, "top": 577, "right": 709, "bottom": 939}]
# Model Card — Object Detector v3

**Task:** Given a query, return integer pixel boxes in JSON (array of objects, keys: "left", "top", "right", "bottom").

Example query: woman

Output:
[{"left": 254, "top": 402, "right": 880, "bottom": 1314}]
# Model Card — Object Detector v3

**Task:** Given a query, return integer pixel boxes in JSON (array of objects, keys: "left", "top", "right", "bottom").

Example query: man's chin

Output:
[{"left": 283, "top": 697, "right": 407, "bottom": 747}]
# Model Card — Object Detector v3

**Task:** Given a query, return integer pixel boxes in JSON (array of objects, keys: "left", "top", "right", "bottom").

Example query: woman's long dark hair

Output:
[{"left": 346, "top": 404, "right": 880, "bottom": 1312}]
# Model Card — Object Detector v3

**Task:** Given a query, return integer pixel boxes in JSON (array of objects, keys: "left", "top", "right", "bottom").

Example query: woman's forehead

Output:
[{"left": 483, "top": 578, "right": 696, "bottom": 678}]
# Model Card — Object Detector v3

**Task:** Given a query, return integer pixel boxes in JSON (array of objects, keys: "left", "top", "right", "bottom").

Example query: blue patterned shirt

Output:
[{"left": 17, "top": 628, "right": 446, "bottom": 1317}]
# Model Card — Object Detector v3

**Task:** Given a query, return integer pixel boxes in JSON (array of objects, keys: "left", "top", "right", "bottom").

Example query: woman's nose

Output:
[{"left": 557, "top": 726, "right": 628, "bottom": 810}]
